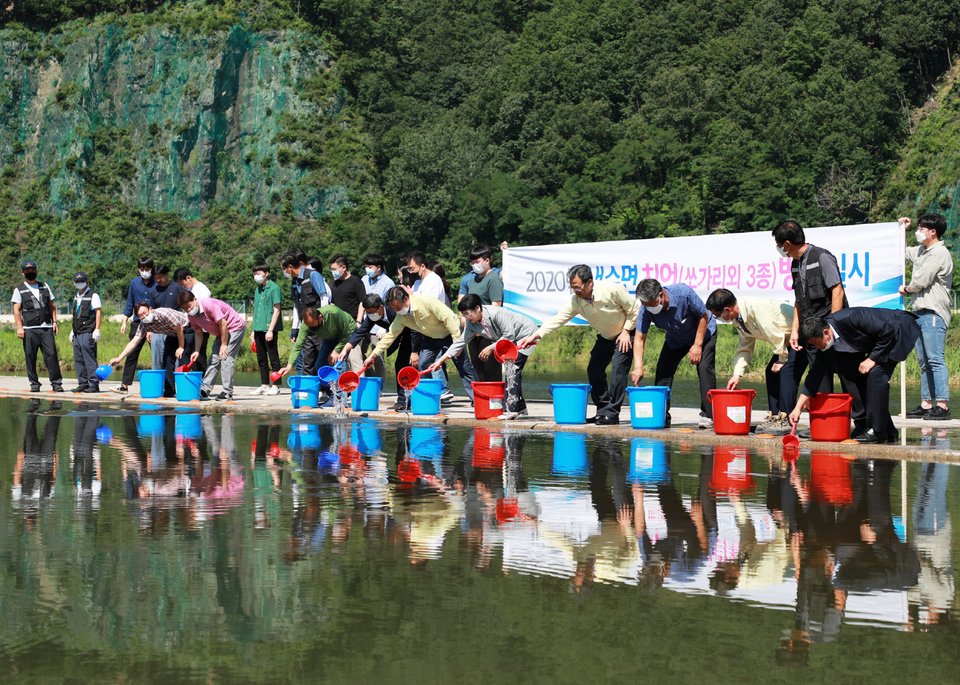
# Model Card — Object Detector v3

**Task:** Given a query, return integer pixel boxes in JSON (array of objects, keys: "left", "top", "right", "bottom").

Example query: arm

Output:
[
  {"left": 790, "top": 303, "right": 801, "bottom": 351},
  {"left": 267, "top": 303, "right": 281, "bottom": 341},
  {"left": 631, "top": 331, "right": 647, "bottom": 384},
  {"left": 688, "top": 311, "right": 709, "bottom": 364},
  {"left": 48, "top": 294, "right": 58, "bottom": 335},
  {"left": 12, "top": 302, "right": 23, "bottom": 339},
  {"left": 531, "top": 297, "right": 579, "bottom": 341},
  {"left": 285, "top": 326, "right": 310, "bottom": 368},
  {"left": 94, "top": 308, "right": 102, "bottom": 330},
  {"left": 174, "top": 325, "right": 185, "bottom": 359},
  {"left": 110, "top": 327, "right": 145, "bottom": 364},
  {"left": 829, "top": 283, "right": 845, "bottom": 313},
  {"left": 729, "top": 331, "right": 755, "bottom": 390},
  {"left": 190, "top": 328, "right": 205, "bottom": 363},
  {"left": 489, "top": 276, "right": 504, "bottom": 308},
  {"left": 369, "top": 317, "right": 404, "bottom": 360},
  {"left": 217, "top": 318, "right": 229, "bottom": 357}
]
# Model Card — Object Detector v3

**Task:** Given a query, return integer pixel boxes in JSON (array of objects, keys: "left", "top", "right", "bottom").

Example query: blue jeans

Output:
[
  {"left": 915, "top": 311, "right": 949, "bottom": 402},
  {"left": 417, "top": 335, "right": 478, "bottom": 401}
]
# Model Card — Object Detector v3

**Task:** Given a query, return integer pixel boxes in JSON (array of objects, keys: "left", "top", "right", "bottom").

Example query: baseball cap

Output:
[
  {"left": 21, "top": 260, "right": 37, "bottom": 270},
  {"left": 74, "top": 271, "right": 89, "bottom": 282}
]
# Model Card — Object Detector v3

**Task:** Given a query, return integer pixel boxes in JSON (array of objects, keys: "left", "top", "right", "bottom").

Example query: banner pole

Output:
[{"left": 900, "top": 221, "right": 907, "bottom": 420}]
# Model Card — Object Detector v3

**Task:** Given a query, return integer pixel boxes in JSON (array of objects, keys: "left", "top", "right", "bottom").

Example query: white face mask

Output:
[
  {"left": 716, "top": 315, "right": 733, "bottom": 325},
  {"left": 645, "top": 296, "right": 663, "bottom": 315},
  {"left": 283, "top": 269, "right": 293, "bottom": 280},
  {"left": 74, "top": 282, "right": 87, "bottom": 290},
  {"left": 254, "top": 273, "right": 266, "bottom": 284},
  {"left": 367, "top": 310, "right": 382, "bottom": 322},
  {"left": 822, "top": 335, "right": 834, "bottom": 350},
  {"left": 776, "top": 245, "right": 789, "bottom": 258},
  {"left": 365, "top": 268, "right": 377, "bottom": 278},
  {"left": 188, "top": 306, "right": 200, "bottom": 316},
  {"left": 915, "top": 229, "right": 928, "bottom": 243},
  {"left": 140, "top": 270, "right": 152, "bottom": 280},
  {"left": 397, "top": 305, "right": 410, "bottom": 316},
  {"left": 471, "top": 261, "right": 487, "bottom": 275},
  {"left": 141, "top": 312, "right": 156, "bottom": 324}
]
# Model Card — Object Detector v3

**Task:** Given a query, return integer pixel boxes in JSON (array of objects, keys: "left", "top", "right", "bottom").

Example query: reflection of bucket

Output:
[
  {"left": 707, "top": 389, "right": 756, "bottom": 435},
  {"left": 552, "top": 432, "right": 588, "bottom": 476},
  {"left": 808, "top": 393, "right": 853, "bottom": 442},
  {"left": 548, "top": 384, "right": 591, "bottom": 424},
  {"left": 136, "top": 369, "right": 165, "bottom": 399},
  {"left": 138, "top": 406, "right": 166, "bottom": 437},
  {"left": 473, "top": 428, "right": 505, "bottom": 469},
  {"left": 472, "top": 381, "right": 505, "bottom": 419},
  {"left": 411, "top": 379, "right": 443, "bottom": 415},
  {"left": 496, "top": 497, "right": 519, "bottom": 522},
  {"left": 409, "top": 426, "right": 444, "bottom": 459},
  {"left": 398, "top": 457, "right": 422, "bottom": 482},
  {"left": 810, "top": 451, "right": 853, "bottom": 504},
  {"left": 175, "top": 413, "right": 202, "bottom": 439},
  {"left": 710, "top": 445, "right": 755, "bottom": 493},
  {"left": 95, "top": 424, "right": 113, "bottom": 444},
  {"left": 352, "top": 377, "right": 383, "bottom": 411},
  {"left": 626, "top": 386, "right": 671, "bottom": 429},
  {"left": 174, "top": 371, "right": 202, "bottom": 401},
  {"left": 287, "top": 423, "right": 321, "bottom": 450},
  {"left": 287, "top": 375, "right": 321, "bottom": 409},
  {"left": 351, "top": 421, "right": 383, "bottom": 454},
  {"left": 629, "top": 438, "right": 669, "bottom": 483}
]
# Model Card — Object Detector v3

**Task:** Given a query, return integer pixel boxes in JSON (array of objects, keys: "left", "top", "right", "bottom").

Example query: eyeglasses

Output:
[{"left": 570, "top": 279, "right": 592, "bottom": 293}]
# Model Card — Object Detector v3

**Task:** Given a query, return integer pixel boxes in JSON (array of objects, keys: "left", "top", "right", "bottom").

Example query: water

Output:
[{"left": 0, "top": 397, "right": 957, "bottom": 683}]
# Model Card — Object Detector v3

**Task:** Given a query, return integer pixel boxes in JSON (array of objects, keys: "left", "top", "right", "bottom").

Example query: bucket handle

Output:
[
  {"left": 707, "top": 388, "right": 756, "bottom": 403},
  {"left": 810, "top": 395, "right": 853, "bottom": 414},
  {"left": 473, "top": 383, "right": 504, "bottom": 401},
  {"left": 630, "top": 385, "right": 672, "bottom": 400}
]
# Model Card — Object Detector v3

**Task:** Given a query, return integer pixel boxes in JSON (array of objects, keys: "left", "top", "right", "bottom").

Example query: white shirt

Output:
[
  {"left": 413, "top": 271, "right": 449, "bottom": 306},
  {"left": 828, "top": 324, "right": 857, "bottom": 353},
  {"left": 190, "top": 281, "right": 212, "bottom": 299},
  {"left": 11, "top": 281, "right": 55, "bottom": 329},
  {"left": 73, "top": 288, "right": 102, "bottom": 311}
]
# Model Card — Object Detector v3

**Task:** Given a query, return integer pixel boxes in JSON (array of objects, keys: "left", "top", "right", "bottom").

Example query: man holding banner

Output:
[{"left": 519, "top": 265, "right": 639, "bottom": 425}]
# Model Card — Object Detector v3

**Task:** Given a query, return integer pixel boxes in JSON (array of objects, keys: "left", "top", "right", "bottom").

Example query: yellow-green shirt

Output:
[
  {"left": 732, "top": 296, "right": 794, "bottom": 377},
  {"left": 372, "top": 294, "right": 461, "bottom": 356},
  {"left": 537, "top": 281, "right": 640, "bottom": 341}
]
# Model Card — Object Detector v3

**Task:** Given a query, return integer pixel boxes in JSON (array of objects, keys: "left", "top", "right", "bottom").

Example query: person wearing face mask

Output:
[
  {"left": 277, "top": 305, "right": 357, "bottom": 380},
  {"left": 149, "top": 264, "right": 184, "bottom": 377},
  {"left": 173, "top": 267, "right": 211, "bottom": 373},
  {"left": 705, "top": 289, "right": 798, "bottom": 435},
  {"left": 108, "top": 303, "right": 187, "bottom": 398},
  {"left": 361, "top": 254, "right": 394, "bottom": 300},
  {"left": 68, "top": 272, "right": 102, "bottom": 393},
  {"left": 11, "top": 260, "right": 63, "bottom": 393},
  {"left": 899, "top": 214, "right": 953, "bottom": 420},
  {"left": 631, "top": 278, "right": 716, "bottom": 429},
  {"left": 406, "top": 251, "right": 450, "bottom": 306},
  {"left": 520, "top": 265, "right": 640, "bottom": 425},
  {"left": 114, "top": 256, "right": 157, "bottom": 393},
  {"left": 460, "top": 244, "right": 505, "bottom": 383},
  {"left": 177, "top": 290, "right": 247, "bottom": 401},
  {"left": 249, "top": 261, "right": 283, "bottom": 395},
  {"left": 328, "top": 254, "right": 368, "bottom": 372},
  {"left": 789, "top": 308, "right": 920, "bottom": 444},
  {"left": 279, "top": 251, "right": 330, "bottom": 376},
  {"left": 337, "top": 293, "right": 396, "bottom": 383}
]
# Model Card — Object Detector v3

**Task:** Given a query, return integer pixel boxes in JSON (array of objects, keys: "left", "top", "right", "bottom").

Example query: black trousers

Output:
[
  {"left": 162, "top": 333, "right": 195, "bottom": 398},
  {"left": 804, "top": 345, "right": 866, "bottom": 428},
  {"left": 122, "top": 320, "right": 147, "bottom": 386},
  {"left": 395, "top": 329, "right": 412, "bottom": 402},
  {"left": 654, "top": 332, "right": 717, "bottom": 419},
  {"left": 300, "top": 332, "right": 322, "bottom": 377},
  {"left": 766, "top": 347, "right": 807, "bottom": 416},
  {"left": 833, "top": 352, "right": 898, "bottom": 439},
  {"left": 254, "top": 331, "right": 282, "bottom": 385},
  {"left": 587, "top": 331, "right": 634, "bottom": 418},
  {"left": 469, "top": 335, "right": 502, "bottom": 382},
  {"left": 23, "top": 328, "right": 62, "bottom": 389}
]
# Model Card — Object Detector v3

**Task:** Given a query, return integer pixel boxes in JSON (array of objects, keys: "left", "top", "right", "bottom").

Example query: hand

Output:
[
  {"left": 688, "top": 343, "right": 702, "bottom": 365},
  {"left": 616, "top": 329, "right": 632, "bottom": 354},
  {"left": 290, "top": 329, "right": 298, "bottom": 342},
  {"left": 409, "top": 352, "right": 420, "bottom": 367},
  {"left": 120, "top": 320, "right": 127, "bottom": 335},
  {"left": 69, "top": 331, "right": 75, "bottom": 343},
  {"left": 108, "top": 357, "right": 121, "bottom": 366},
  {"left": 362, "top": 355, "right": 376, "bottom": 370},
  {"left": 190, "top": 351, "right": 200, "bottom": 363},
  {"left": 175, "top": 347, "right": 184, "bottom": 360},
  {"left": 479, "top": 345, "right": 494, "bottom": 361},
  {"left": 52, "top": 322, "right": 58, "bottom": 335},
  {"left": 726, "top": 375, "right": 740, "bottom": 390},
  {"left": 858, "top": 358, "right": 876, "bottom": 374},
  {"left": 337, "top": 348, "right": 349, "bottom": 363},
  {"left": 631, "top": 368, "right": 644, "bottom": 385},
  {"left": 16, "top": 327, "right": 24, "bottom": 340},
  {"left": 328, "top": 350, "right": 339, "bottom": 365},
  {"left": 500, "top": 241, "right": 509, "bottom": 251},
  {"left": 789, "top": 333, "right": 802, "bottom": 351},
  {"left": 426, "top": 360, "right": 442, "bottom": 374},
  {"left": 265, "top": 331, "right": 274, "bottom": 342},
  {"left": 218, "top": 344, "right": 227, "bottom": 360},
  {"left": 789, "top": 407, "right": 802, "bottom": 427},
  {"left": 91, "top": 329, "right": 101, "bottom": 342},
  {"left": 898, "top": 216, "right": 911, "bottom": 228},
  {"left": 770, "top": 362, "right": 784, "bottom": 373},
  {"left": 518, "top": 333, "right": 540, "bottom": 350},
  {"left": 146, "top": 331, "right": 152, "bottom": 343}
]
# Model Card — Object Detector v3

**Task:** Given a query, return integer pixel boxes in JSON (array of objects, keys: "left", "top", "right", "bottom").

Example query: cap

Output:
[
  {"left": 21, "top": 260, "right": 37, "bottom": 270},
  {"left": 74, "top": 271, "right": 88, "bottom": 282}
]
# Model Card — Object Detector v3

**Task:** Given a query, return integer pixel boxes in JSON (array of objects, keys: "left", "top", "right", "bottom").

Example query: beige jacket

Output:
[
  {"left": 537, "top": 281, "right": 641, "bottom": 341},
  {"left": 732, "top": 296, "right": 794, "bottom": 377}
]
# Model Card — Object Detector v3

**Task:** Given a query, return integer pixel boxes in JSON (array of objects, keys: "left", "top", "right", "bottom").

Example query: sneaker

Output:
[
  {"left": 906, "top": 404, "right": 930, "bottom": 418},
  {"left": 266, "top": 386, "right": 280, "bottom": 396},
  {"left": 215, "top": 392, "right": 233, "bottom": 401},
  {"left": 249, "top": 386, "right": 267, "bottom": 395},
  {"left": 698, "top": 415, "right": 714, "bottom": 430},
  {"left": 30, "top": 386, "right": 41, "bottom": 393},
  {"left": 389, "top": 400, "right": 407, "bottom": 411},
  {"left": 440, "top": 391, "right": 455, "bottom": 404},
  {"left": 923, "top": 406, "right": 951, "bottom": 421},
  {"left": 765, "top": 415, "right": 792, "bottom": 436},
  {"left": 200, "top": 388, "right": 210, "bottom": 399},
  {"left": 112, "top": 385, "right": 128, "bottom": 394},
  {"left": 754, "top": 412, "right": 776, "bottom": 432},
  {"left": 52, "top": 386, "right": 64, "bottom": 393}
]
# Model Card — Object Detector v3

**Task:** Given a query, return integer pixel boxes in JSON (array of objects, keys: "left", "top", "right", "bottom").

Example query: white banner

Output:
[{"left": 503, "top": 223, "right": 904, "bottom": 325}]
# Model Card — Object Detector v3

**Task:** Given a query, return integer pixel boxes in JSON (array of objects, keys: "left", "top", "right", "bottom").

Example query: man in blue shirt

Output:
[
  {"left": 114, "top": 256, "right": 157, "bottom": 393},
  {"left": 150, "top": 264, "right": 185, "bottom": 373},
  {"left": 281, "top": 250, "right": 330, "bottom": 376},
  {"left": 631, "top": 279, "right": 717, "bottom": 428},
  {"left": 362, "top": 254, "right": 394, "bottom": 300}
]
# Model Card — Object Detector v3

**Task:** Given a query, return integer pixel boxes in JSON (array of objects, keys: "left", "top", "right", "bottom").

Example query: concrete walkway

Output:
[{"left": 1, "top": 374, "right": 959, "bottom": 463}]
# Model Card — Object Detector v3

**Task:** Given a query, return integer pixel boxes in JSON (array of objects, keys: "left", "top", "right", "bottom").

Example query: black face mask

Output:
[{"left": 23, "top": 271, "right": 37, "bottom": 281}]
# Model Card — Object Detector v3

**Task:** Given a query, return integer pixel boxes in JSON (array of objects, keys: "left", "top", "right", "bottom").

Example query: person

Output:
[
  {"left": 461, "top": 245, "right": 505, "bottom": 382},
  {"left": 177, "top": 291, "right": 247, "bottom": 401},
  {"left": 150, "top": 264, "right": 184, "bottom": 375},
  {"left": 114, "top": 256, "right": 157, "bottom": 393},
  {"left": 632, "top": 279, "right": 716, "bottom": 429},
  {"left": 362, "top": 254, "right": 394, "bottom": 300},
  {"left": 108, "top": 303, "right": 187, "bottom": 398},
  {"left": 520, "top": 265, "right": 639, "bottom": 425},
  {"left": 68, "top": 271, "right": 102, "bottom": 393},
  {"left": 338, "top": 292, "right": 396, "bottom": 381},
  {"left": 900, "top": 214, "right": 953, "bottom": 420},
  {"left": 11, "top": 260, "right": 63, "bottom": 392},
  {"left": 173, "top": 267, "right": 211, "bottom": 371},
  {"left": 362, "top": 287, "right": 479, "bottom": 402},
  {"left": 278, "top": 305, "right": 357, "bottom": 379},
  {"left": 406, "top": 251, "right": 449, "bottom": 305},
  {"left": 329, "top": 253, "right": 368, "bottom": 371},
  {"left": 281, "top": 251, "right": 330, "bottom": 376},
  {"left": 427, "top": 294, "right": 538, "bottom": 418},
  {"left": 705, "top": 289, "right": 798, "bottom": 435},
  {"left": 789, "top": 308, "right": 921, "bottom": 444},
  {"left": 250, "top": 261, "right": 283, "bottom": 396}
]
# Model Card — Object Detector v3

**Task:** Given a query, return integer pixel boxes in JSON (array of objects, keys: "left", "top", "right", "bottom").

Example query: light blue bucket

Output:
[
  {"left": 352, "top": 377, "right": 383, "bottom": 411},
  {"left": 174, "top": 371, "right": 202, "bottom": 401},
  {"left": 287, "top": 423, "right": 321, "bottom": 451},
  {"left": 136, "top": 369, "right": 166, "bottom": 399},
  {"left": 287, "top": 375, "right": 321, "bottom": 409},
  {"left": 552, "top": 432, "right": 589, "bottom": 476},
  {"left": 548, "top": 383, "right": 592, "bottom": 424},
  {"left": 626, "top": 386, "right": 671, "bottom": 429},
  {"left": 411, "top": 379, "right": 444, "bottom": 416},
  {"left": 629, "top": 438, "right": 669, "bottom": 484}
]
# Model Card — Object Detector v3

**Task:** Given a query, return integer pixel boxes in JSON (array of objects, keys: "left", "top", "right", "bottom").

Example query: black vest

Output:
[
  {"left": 73, "top": 289, "right": 97, "bottom": 334},
  {"left": 791, "top": 245, "right": 848, "bottom": 320},
  {"left": 292, "top": 270, "right": 323, "bottom": 315},
  {"left": 17, "top": 282, "right": 53, "bottom": 327}
]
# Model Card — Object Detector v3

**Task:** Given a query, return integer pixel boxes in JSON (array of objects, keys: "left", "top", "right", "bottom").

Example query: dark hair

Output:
[
  {"left": 330, "top": 254, "right": 348, "bottom": 269},
  {"left": 458, "top": 294, "right": 483, "bottom": 312},
  {"left": 400, "top": 267, "right": 418, "bottom": 287},
  {"left": 636, "top": 279, "right": 662, "bottom": 302},
  {"left": 772, "top": 220, "right": 805, "bottom": 247},
  {"left": 302, "top": 307, "right": 320, "bottom": 322},
  {"left": 176, "top": 290, "right": 196, "bottom": 308},
  {"left": 154, "top": 264, "right": 170, "bottom": 276},
  {"left": 385, "top": 286, "right": 409, "bottom": 306},
  {"left": 407, "top": 250, "right": 428, "bottom": 267},
  {"left": 137, "top": 256, "right": 154, "bottom": 270},
  {"left": 291, "top": 248, "right": 308, "bottom": 264},
  {"left": 253, "top": 261, "right": 270, "bottom": 273},
  {"left": 469, "top": 245, "right": 493, "bottom": 261},
  {"left": 799, "top": 316, "right": 828, "bottom": 342},
  {"left": 173, "top": 267, "right": 193, "bottom": 282},
  {"left": 362, "top": 293, "right": 384, "bottom": 309},
  {"left": 429, "top": 261, "right": 453, "bottom": 302},
  {"left": 918, "top": 213, "right": 947, "bottom": 239},
  {"left": 308, "top": 256, "right": 323, "bottom": 271},
  {"left": 705, "top": 288, "right": 737, "bottom": 313},
  {"left": 567, "top": 264, "right": 592, "bottom": 283},
  {"left": 363, "top": 254, "right": 385, "bottom": 269},
  {"left": 279, "top": 253, "right": 299, "bottom": 269},
  {"left": 135, "top": 301, "right": 151, "bottom": 314}
]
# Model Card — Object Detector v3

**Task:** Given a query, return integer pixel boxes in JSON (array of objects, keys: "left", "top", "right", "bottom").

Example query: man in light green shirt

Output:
[
  {"left": 279, "top": 305, "right": 356, "bottom": 377},
  {"left": 520, "top": 264, "right": 640, "bottom": 425}
]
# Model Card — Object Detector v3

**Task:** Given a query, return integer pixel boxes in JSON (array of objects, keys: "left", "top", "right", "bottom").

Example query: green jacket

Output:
[{"left": 287, "top": 305, "right": 357, "bottom": 366}]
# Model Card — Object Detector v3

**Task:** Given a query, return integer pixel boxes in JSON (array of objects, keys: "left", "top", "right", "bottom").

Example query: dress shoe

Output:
[
  {"left": 83, "top": 386, "right": 100, "bottom": 393},
  {"left": 70, "top": 386, "right": 89, "bottom": 393},
  {"left": 585, "top": 415, "right": 599, "bottom": 424},
  {"left": 596, "top": 414, "right": 619, "bottom": 426},
  {"left": 923, "top": 406, "right": 951, "bottom": 421},
  {"left": 906, "top": 405, "right": 930, "bottom": 418},
  {"left": 857, "top": 429, "right": 897, "bottom": 444}
]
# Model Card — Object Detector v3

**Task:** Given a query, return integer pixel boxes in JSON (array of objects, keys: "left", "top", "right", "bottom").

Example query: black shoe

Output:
[
  {"left": 906, "top": 405, "right": 930, "bottom": 418},
  {"left": 850, "top": 425, "right": 868, "bottom": 440},
  {"left": 585, "top": 415, "right": 599, "bottom": 424},
  {"left": 857, "top": 429, "right": 886, "bottom": 444},
  {"left": 30, "top": 386, "right": 41, "bottom": 393},
  {"left": 200, "top": 388, "right": 210, "bottom": 399},
  {"left": 70, "top": 386, "right": 89, "bottom": 393},
  {"left": 596, "top": 414, "right": 619, "bottom": 426},
  {"left": 389, "top": 400, "right": 407, "bottom": 411},
  {"left": 52, "top": 386, "right": 64, "bottom": 393},
  {"left": 84, "top": 386, "right": 100, "bottom": 393},
  {"left": 797, "top": 429, "right": 810, "bottom": 439},
  {"left": 215, "top": 392, "right": 233, "bottom": 401},
  {"left": 923, "top": 406, "right": 951, "bottom": 421}
]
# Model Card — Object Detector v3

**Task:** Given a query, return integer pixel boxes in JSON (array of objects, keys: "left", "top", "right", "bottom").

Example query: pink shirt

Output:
[{"left": 187, "top": 298, "right": 245, "bottom": 337}]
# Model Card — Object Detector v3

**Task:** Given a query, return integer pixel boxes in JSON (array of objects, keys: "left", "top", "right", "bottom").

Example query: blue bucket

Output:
[
  {"left": 548, "top": 383, "right": 592, "bottom": 425},
  {"left": 175, "top": 413, "right": 202, "bottom": 439},
  {"left": 287, "top": 423, "right": 321, "bottom": 451},
  {"left": 287, "top": 375, "right": 321, "bottom": 409},
  {"left": 136, "top": 369, "right": 166, "bottom": 399},
  {"left": 552, "top": 432, "right": 589, "bottom": 476},
  {"left": 411, "top": 379, "right": 444, "bottom": 416},
  {"left": 626, "top": 386, "right": 671, "bottom": 429},
  {"left": 174, "top": 371, "right": 202, "bottom": 401},
  {"left": 352, "top": 421, "right": 383, "bottom": 454},
  {"left": 629, "top": 438, "right": 669, "bottom": 484},
  {"left": 95, "top": 423, "right": 113, "bottom": 445},
  {"left": 352, "top": 377, "right": 383, "bottom": 411},
  {"left": 138, "top": 405, "right": 166, "bottom": 437},
  {"left": 317, "top": 365, "right": 340, "bottom": 388}
]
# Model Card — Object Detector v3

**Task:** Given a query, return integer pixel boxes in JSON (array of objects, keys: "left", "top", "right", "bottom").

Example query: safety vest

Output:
[
  {"left": 73, "top": 289, "right": 97, "bottom": 334},
  {"left": 16, "top": 282, "right": 53, "bottom": 327},
  {"left": 791, "top": 245, "right": 848, "bottom": 320},
  {"left": 291, "top": 268, "right": 325, "bottom": 315}
]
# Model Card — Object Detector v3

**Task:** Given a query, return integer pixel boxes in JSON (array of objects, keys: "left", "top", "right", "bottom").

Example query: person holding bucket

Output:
[
  {"left": 426, "top": 294, "right": 539, "bottom": 418},
  {"left": 789, "top": 308, "right": 921, "bottom": 444},
  {"left": 278, "top": 305, "right": 357, "bottom": 380},
  {"left": 108, "top": 303, "right": 188, "bottom": 398},
  {"left": 178, "top": 291, "right": 246, "bottom": 401}
]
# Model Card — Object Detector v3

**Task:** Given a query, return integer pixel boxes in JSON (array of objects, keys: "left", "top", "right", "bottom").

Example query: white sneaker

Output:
[
  {"left": 698, "top": 415, "right": 714, "bottom": 430},
  {"left": 266, "top": 386, "right": 280, "bottom": 396},
  {"left": 249, "top": 386, "right": 267, "bottom": 395},
  {"left": 440, "top": 391, "right": 455, "bottom": 404}
]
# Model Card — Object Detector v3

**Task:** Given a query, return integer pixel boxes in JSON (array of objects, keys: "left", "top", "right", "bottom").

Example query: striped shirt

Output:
[{"left": 132, "top": 307, "right": 189, "bottom": 341}]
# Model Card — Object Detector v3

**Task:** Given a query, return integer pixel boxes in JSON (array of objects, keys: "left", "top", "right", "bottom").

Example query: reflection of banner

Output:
[{"left": 503, "top": 223, "right": 904, "bottom": 325}]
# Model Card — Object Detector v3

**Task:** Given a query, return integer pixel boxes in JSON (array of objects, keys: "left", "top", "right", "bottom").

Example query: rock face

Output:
[{"left": 0, "top": 24, "right": 349, "bottom": 219}]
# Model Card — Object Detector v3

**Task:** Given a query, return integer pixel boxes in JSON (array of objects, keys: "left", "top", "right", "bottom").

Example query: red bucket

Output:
[
  {"left": 472, "top": 381, "right": 506, "bottom": 419},
  {"left": 397, "top": 366, "right": 420, "bottom": 391},
  {"left": 707, "top": 389, "right": 756, "bottom": 435},
  {"left": 809, "top": 451, "right": 853, "bottom": 505},
  {"left": 808, "top": 393, "right": 852, "bottom": 442}
]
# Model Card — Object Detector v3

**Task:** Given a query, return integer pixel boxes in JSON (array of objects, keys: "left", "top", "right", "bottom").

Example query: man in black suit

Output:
[{"left": 788, "top": 308, "right": 920, "bottom": 444}]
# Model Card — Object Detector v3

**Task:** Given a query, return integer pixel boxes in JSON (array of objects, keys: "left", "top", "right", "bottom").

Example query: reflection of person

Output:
[
  {"left": 14, "top": 411, "right": 62, "bottom": 507},
  {"left": 789, "top": 308, "right": 920, "bottom": 444},
  {"left": 907, "top": 462, "right": 955, "bottom": 631},
  {"left": 72, "top": 406, "right": 101, "bottom": 500},
  {"left": 11, "top": 260, "right": 63, "bottom": 393}
]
